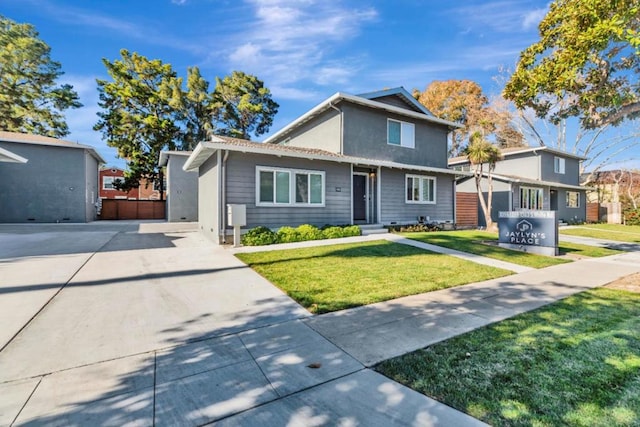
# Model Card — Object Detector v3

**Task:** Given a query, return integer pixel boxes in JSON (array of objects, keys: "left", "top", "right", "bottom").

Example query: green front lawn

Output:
[
  {"left": 377, "top": 287, "right": 640, "bottom": 427},
  {"left": 402, "top": 230, "right": 620, "bottom": 267},
  {"left": 561, "top": 224, "right": 640, "bottom": 243},
  {"left": 236, "top": 240, "right": 511, "bottom": 314}
]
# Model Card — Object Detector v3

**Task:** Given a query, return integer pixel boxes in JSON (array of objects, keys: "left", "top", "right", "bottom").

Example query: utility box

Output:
[{"left": 227, "top": 204, "right": 246, "bottom": 227}]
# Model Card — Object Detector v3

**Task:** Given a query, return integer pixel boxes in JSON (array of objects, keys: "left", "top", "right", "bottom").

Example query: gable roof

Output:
[
  {"left": 158, "top": 150, "right": 193, "bottom": 167},
  {"left": 448, "top": 145, "right": 586, "bottom": 165},
  {"left": 0, "top": 131, "right": 106, "bottom": 163},
  {"left": 263, "top": 90, "right": 461, "bottom": 145},
  {"left": 184, "top": 135, "right": 468, "bottom": 177},
  {"left": 0, "top": 146, "right": 28, "bottom": 163},
  {"left": 357, "top": 87, "right": 434, "bottom": 116}
]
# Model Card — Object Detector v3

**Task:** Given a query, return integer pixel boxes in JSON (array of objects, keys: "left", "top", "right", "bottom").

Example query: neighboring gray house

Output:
[
  {"left": 184, "top": 87, "right": 464, "bottom": 243},
  {"left": 0, "top": 131, "right": 105, "bottom": 223},
  {"left": 159, "top": 150, "right": 198, "bottom": 222},
  {"left": 450, "top": 146, "right": 587, "bottom": 226}
]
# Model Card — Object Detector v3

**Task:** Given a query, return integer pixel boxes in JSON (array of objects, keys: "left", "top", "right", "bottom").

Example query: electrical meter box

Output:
[{"left": 227, "top": 204, "right": 246, "bottom": 227}]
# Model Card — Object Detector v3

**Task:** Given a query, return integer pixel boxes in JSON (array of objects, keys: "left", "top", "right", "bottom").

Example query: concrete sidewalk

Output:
[
  {"left": 3, "top": 224, "right": 639, "bottom": 426},
  {"left": 559, "top": 233, "right": 640, "bottom": 252},
  {"left": 305, "top": 250, "right": 640, "bottom": 366}
]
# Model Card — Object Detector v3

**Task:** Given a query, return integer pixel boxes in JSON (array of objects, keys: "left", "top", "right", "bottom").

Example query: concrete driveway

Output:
[{"left": 0, "top": 222, "right": 483, "bottom": 426}]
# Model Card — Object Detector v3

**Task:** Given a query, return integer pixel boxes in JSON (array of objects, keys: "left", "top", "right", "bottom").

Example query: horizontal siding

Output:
[
  {"left": 380, "top": 168, "right": 454, "bottom": 223},
  {"left": 225, "top": 152, "right": 351, "bottom": 228}
]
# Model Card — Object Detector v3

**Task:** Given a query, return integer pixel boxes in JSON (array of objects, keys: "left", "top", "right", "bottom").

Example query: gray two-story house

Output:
[
  {"left": 184, "top": 87, "right": 463, "bottom": 243},
  {"left": 450, "top": 146, "right": 587, "bottom": 226}
]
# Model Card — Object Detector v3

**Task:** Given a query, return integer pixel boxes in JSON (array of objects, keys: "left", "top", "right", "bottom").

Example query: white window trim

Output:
[
  {"left": 554, "top": 156, "right": 566, "bottom": 174},
  {"left": 566, "top": 191, "right": 581, "bottom": 208},
  {"left": 102, "top": 176, "right": 119, "bottom": 190},
  {"left": 387, "top": 119, "right": 415, "bottom": 149},
  {"left": 405, "top": 174, "right": 436, "bottom": 204},
  {"left": 519, "top": 186, "right": 544, "bottom": 210},
  {"left": 256, "top": 166, "right": 326, "bottom": 207}
]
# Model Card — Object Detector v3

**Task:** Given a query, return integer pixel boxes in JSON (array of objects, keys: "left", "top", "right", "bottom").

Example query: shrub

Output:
[
  {"left": 341, "top": 225, "right": 361, "bottom": 237},
  {"left": 322, "top": 226, "right": 346, "bottom": 239},
  {"left": 241, "top": 226, "right": 278, "bottom": 246},
  {"left": 624, "top": 208, "right": 640, "bottom": 225},
  {"left": 277, "top": 226, "right": 303, "bottom": 243},
  {"left": 295, "top": 224, "right": 324, "bottom": 241},
  {"left": 386, "top": 223, "right": 442, "bottom": 233}
]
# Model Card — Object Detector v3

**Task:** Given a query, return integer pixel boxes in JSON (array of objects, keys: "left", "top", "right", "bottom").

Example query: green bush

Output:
[
  {"left": 341, "top": 225, "right": 362, "bottom": 237},
  {"left": 241, "top": 226, "right": 278, "bottom": 246},
  {"left": 322, "top": 226, "right": 346, "bottom": 239},
  {"left": 624, "top": 208, "right": 640, "bottom": 225},
  {"left": 386, "top": 223, "right": 442, "bottom": 233},
  {"left": 277, "top": 226, "right": 303, "bottom": 243},
  {"left": 295, "top": 224, "right": 324, "bottom": 241},
  {"left": 242, "top": 224, "right": 361, "bottom": 246}
]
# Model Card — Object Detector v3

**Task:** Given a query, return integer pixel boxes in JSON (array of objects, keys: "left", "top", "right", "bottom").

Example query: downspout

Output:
[
  {"left": 220, "top": 150, "right": 229, "bottom": 243},
  {"left": 329, "top": 102, "right": 343, "bottom": 154}
]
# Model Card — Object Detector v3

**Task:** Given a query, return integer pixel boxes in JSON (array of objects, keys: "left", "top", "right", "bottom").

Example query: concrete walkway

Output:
[
  {"left": 232, "top": 232, "right": 532, "bottom": 273},
  {"left": 2, "top": 224, "right": 639, "bottom": 426},
  {"left": 559, "top": 233, "right": 640, "bottom": 252}
]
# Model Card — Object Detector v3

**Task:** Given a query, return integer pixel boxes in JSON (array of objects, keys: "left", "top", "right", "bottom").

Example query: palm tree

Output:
[{"left": 466, "top": 132, "right": 503, "bottom": 231}]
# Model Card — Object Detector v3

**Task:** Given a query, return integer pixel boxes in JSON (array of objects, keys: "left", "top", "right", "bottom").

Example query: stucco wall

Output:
[
  {"left": 198, "top": 153, "right": 219, "bottom": 242},
  {"left": 0, "top": 142, "right": 94, "bottom": 223},
  {"left": 540, "top": 152, "right": 581, "bottom": 185},
  {"left": 167, "top": 154, "right": 198, "bottom": 222},
  {"left": 272, "top": 108, "right": 341, "bottom": 153},
  {"left": 84, "top": 152, "right": 99, "bottom": 221},
  {"left": 341, "top": 103, "right": 449, "bottom": 168}
]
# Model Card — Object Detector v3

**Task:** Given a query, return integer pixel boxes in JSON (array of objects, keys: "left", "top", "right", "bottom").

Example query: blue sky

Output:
[{"left": 3, "top": 0, "right": 636, "bottom": 170}]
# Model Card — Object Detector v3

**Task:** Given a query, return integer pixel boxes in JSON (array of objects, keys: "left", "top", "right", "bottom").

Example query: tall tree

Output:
[
  {"left": 94, "top": 50, "right": 183, "bottom": 198},
  {"left": 503, "top": 0, "right": 640, "bottom": 129},
  {"left": 0, "top": 15, "right": 81, "bottom": 137},
  {"left": 466, "top": 132, "right": 503, "bottom": 231},
  {"left": 414, "top": 80, "right": 525, "bottom": 155},
  {"left": 181, "top": 66, "right": 217, "bottom": 150},
  {"left": 212, "top": 71, "right": 279, "bottom": 139}
]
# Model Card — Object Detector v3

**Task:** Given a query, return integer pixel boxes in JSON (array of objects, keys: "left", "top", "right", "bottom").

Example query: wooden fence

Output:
[
  {"left": 456, "top": 192, "right": 478, "bottom": 228},
  {"left": 100, "top": 200, "right": 166, "bottom": 220}
]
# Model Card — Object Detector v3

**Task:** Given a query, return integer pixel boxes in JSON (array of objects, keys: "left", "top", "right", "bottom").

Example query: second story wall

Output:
[
  {"left": 276, "top": 108, "right": 341, "bottom": 153},
  {"left": 540, "top": 151, "right": 581, "bottom": 185},
  {"left": 341, "top": 103, "right": 449, "bottom": 168},
  {"left": 492, "top": 153, "right": 540, "bottom": 179}
]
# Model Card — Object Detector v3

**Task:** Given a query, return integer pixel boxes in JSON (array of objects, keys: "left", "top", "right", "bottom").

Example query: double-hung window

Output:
[
  {"left": 519, "top": 187, "right": 544, "bottom": 210},
  {"left": 554, "top": 156, "right": 565, "bottom": 174},
  {"left": 103, "top": 176, "right": 117, "bottom": 190},
  {"left": 388, "top": 119, "right": 415, "bottom": 148},
  {"left": 566, "top": 191, "right": 580, "bottom": 208},
  {"left": 406, "top": 174, "right": 436, "bottom": 204},
  {"left": 257, "top": 167, "right": 324, "bottom": 206}
]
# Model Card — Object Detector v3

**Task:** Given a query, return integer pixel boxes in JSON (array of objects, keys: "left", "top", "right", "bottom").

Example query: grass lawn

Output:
[
  {"left": 235, "top": 240, "right": 511, "bottom": 314},
  {"left": 561, "top": 224, "right": 640, "bottom": 243},
  {"left": 401, "top": 230, "right": 619, "bottom": 268},
  {"left": 377, "top": 287, "right": 640, "bottom": 427}
]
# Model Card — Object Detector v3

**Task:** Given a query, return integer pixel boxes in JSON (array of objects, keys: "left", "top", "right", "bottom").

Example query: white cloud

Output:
[
  {"left": 221, "top": 0, "right": 378, "bottom": 96},
  {"left": 522, "top": 7, "right": 547, "bottom": 30},
  {"left": 449, "top": 1, "right": 548, "bottom": 34}
]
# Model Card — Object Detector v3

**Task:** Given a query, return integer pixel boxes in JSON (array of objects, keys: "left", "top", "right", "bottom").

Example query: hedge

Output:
[{"left": 240, "top": 224, "right": 361, "bottom": 246}]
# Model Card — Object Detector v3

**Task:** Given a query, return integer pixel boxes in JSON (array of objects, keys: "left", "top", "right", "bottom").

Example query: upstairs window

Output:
[
  {"left": 103, "top": 176, "right": 118, "bottom": 190},
  {"left": 554, "top": 156, "right": 565, "bottom": 174},
  {"left": 406, "top": 174, "right": 436, "bottom": 204},
  {"left": 388, "top": 119, "right": 415, "bottom": 149}
]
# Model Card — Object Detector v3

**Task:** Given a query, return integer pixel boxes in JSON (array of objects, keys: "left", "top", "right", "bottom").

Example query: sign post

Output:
[{"left": 498, "top": 211, "right": 559, "bottom": 256}]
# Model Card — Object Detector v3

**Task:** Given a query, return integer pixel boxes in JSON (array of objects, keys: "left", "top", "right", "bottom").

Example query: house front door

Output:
[
  {"left": 550, "top": 189, "right": 558, "bottom": 211},
  {"left": 353, "top": 174, "right": 367, "bottom": 222}
]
